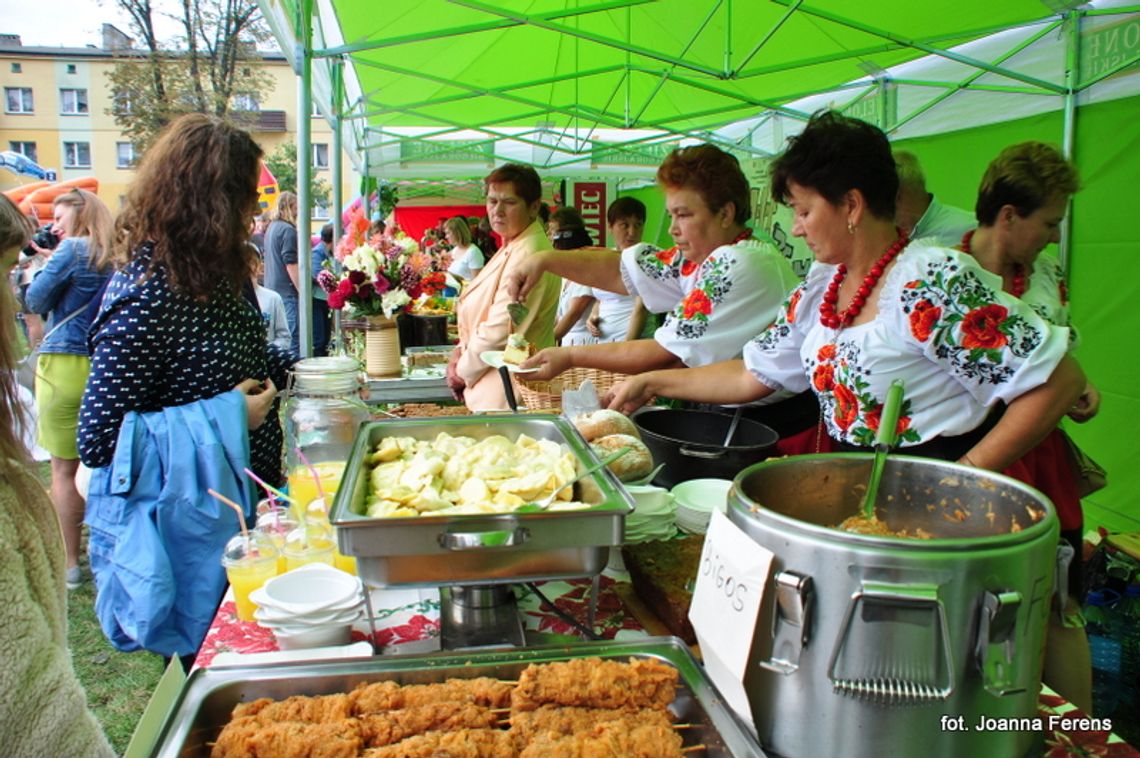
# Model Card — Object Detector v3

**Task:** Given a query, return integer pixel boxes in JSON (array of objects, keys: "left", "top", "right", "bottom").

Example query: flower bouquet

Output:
[{"left": 319, "top": 233, "right": 447, "bottom": 376}]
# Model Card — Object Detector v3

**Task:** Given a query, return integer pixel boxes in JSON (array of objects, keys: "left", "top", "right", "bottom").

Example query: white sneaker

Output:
[{"left": 65, "top": 566, "right": 83, "bottom": 590}]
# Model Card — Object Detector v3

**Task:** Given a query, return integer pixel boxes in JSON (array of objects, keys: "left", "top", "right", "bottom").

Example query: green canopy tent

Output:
[{"left": 258, "top": 0, "right": 1140, "bottom": 529}]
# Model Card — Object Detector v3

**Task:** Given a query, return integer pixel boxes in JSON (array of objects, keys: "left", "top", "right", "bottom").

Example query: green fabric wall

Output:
[
  {"left": 890, "top": 96, "right": 1140, "bottom": 532},
  {"left": 623, "top": 184, "right": 672, "bottom": 249}
]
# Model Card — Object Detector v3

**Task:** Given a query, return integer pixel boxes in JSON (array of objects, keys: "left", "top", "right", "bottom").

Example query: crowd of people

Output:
[{"left": 0, "top": 106, "right": 1104, "bottom": 751}]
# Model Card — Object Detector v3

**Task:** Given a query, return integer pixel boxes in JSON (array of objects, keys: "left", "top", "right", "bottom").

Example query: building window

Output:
[
  {"left": 63, "top": 141, "right": 91, "bottom": 168},
  {"left": 66, "top": 64, "right": 77, "bottom": 74},
  {"left": 232, "top": 92, "right": 259, "bottom": 111},
  {"left": 112, "top": 91, "right": 132, "bottom": 115},
  {"left": 116, "top": 142, "right": 137, "bottom": 169},
  {"left": 5, "top": 87, "right": 33, "bottom": 114},
  {"left": 10, "top": 63, "right": 21, "bottom": 73},
  {"left": 312, "top": 143, "right": 329, "bottom": 170},
  {"left": 60, "top": 88, "right": 89, "bottom": 115},
  {"left": 9, "top": 141, "right": 37, "bottom": 163}
]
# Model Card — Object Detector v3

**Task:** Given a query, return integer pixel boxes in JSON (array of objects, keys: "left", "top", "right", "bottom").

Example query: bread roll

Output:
[
  {"left": 590, "top": 433, "right": 654, "bottom": 482},
  {"left": 574, "top": 409, "right": 640, "bottom": 442}
]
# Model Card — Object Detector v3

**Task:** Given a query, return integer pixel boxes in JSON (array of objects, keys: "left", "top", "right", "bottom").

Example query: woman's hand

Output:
[
  {"left": 587, "top": 315, "right": 602, "bottom": 338},
  {"left": 1067, "top": 381, "right": 1100, "bottom": 423},
  {"left": 519, "top": 347, "right": 571, "bottom": 381},
  {"left": 446, "top": 347, "right": 466, "bottom": 402},
  {"left": 604, "top": 375, "right": 656, "bottom": 415},
  {"left": 235, "top": 377, "right": 278, "bottom": 431},
  {"left": 504, "top": 252, "right": 550, "bottom": 303}
]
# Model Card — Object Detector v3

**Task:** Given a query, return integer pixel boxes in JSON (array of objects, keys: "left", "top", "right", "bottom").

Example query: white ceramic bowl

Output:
[
  {"left": 256, "top": 563, "right": 362, "bottom": 614},
  {"left": 258, "top": 607, "right": 364, "bottom": 634},
  {"left": 671, "top": 478, "right": 732, "bottom": 513},
  {"left": 253, "top": 598, "right": 364, "bottom": 626},
  {"left": 272, "top": 622, "right": 354, "bottom": 650}
]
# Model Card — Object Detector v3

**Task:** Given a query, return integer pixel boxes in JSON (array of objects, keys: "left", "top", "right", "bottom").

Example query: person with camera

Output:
[
  {"left": 24, "top": 188, "right": 117, "bottom": 589},
  {"left": 14, "top": 221, "right": 58, "bottom": 348}
]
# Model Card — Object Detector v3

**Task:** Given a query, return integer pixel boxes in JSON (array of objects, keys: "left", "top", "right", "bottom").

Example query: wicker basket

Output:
[{"left": 514, "top": 367, "right": 630, "bottom": 411}]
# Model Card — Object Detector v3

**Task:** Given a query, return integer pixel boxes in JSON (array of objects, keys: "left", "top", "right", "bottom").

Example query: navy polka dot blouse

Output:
[{"left": 78, "top": 246, "right": 293, "bottom": 485}]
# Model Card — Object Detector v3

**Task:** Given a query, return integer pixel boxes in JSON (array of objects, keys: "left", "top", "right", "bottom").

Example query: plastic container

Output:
[
  {"left": 281, "top": 523, "right": 336, "bottom": 572},
  {"left": 221, "top": 533, "right": 279, "bottom": 622},
  {"left": 284, "top": 357, "right": 369, "bottom": 514}
]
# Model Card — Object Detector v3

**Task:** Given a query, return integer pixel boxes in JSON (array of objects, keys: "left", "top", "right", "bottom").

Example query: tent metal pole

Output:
[
  {"left": 296, "top": 0, "right": 314, "bottom": 359},
  {"left": 1059, "top": 11, "right": 1082, "bottom": 275},
  {"left": 331, "top": 57, "right": 344, "bottom": 354},
  {"left": 362, "top": 147, "right": 371, "bottom": 220}
]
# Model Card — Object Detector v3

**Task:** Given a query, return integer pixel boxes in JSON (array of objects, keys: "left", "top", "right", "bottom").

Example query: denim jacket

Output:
[
  {"left": 84, "top": 390, "right": 251, "bottom": 657},
  {"left": 24, "top": 237, "right": 110, "bottom": 355}
]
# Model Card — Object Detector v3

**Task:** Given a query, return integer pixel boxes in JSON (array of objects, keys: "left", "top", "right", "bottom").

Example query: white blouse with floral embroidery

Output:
[
  {"left": 1019, "top": 256, "right": 1079, "bottom": 349},
  {"left": 619, "top": 239, "right": 799, "bottom": 367},
  {"left": 743, "top": 243, "right": 1071, "bottom": 448}
]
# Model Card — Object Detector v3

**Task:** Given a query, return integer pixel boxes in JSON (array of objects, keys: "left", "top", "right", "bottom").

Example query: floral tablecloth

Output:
[{"left": 194, "top": 576, "right": 1138, "bottom": 756}]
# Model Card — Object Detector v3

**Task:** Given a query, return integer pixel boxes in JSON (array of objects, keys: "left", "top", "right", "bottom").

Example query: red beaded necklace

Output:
[
  {"left": 731, "top": 228, "right": 753, "bottom": 245},
  {"left": 960, "top": 230, "right": 1026, "bottom": 297},
  {"left": 819, "top": 229, "right": 909, "bottom": 329}
]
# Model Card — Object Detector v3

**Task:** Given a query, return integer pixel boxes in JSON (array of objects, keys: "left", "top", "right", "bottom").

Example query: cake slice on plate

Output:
[{"left": 502, "top": 332, "right": 532, "bottom": 365}]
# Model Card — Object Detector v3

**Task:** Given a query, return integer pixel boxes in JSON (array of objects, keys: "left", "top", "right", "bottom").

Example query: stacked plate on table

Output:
[
  {"left": 623, "top": 484, "right": 677, "bottom": 544},
  {"left": 672, "top": 478, "right": 732, "bottom": 535},
  {"left": 249, "top": 563, "right": 366, "bottom": 649}
]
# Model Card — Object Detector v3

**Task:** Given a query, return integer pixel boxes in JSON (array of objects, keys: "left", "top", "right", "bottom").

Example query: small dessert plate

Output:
[{"left": 480, "top": 350, "right": 539, "bottom": 373}]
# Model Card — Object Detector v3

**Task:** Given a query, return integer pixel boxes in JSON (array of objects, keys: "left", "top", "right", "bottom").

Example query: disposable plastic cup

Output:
[
  {"left": 287, "top": 461, "right": 346, "bottom": 521},
  {"left": 255, "top": 509, "right": 299, "bottom": 575},
  {"left": 281, "top": 523, "right": 336, "bottom": 572},
  {"left": 221, "top": 533, "right": 279, "bottom": 622}
]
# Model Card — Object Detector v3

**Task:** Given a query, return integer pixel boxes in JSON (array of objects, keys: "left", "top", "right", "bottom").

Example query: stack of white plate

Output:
[
  {"left": 672, "top": 478, "right": 732, "bottom": 535},
  {"left": 249, "top": 563, "right": 366, "bottom": 649},
  {"left": 623, "top": 484, "right": 677, "bottom": 544}
]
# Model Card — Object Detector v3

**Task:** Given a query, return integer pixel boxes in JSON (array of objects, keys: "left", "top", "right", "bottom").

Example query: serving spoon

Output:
[
  {"left": 860, "top": 380, "right": 905, "bottom": 520},
  {"left": 519, "top": 446, "right": 632, "bottom": 512}
]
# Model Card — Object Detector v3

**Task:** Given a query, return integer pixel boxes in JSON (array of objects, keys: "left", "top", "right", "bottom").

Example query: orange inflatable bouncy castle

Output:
[
  {"left": 2, "top": 181, "right": 51, "bottom": 208},
  {"left": 12, "top": 177, "right": 100, "bottom": 223}
]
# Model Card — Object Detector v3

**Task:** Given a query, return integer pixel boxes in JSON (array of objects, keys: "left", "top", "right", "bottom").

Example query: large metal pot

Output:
[
  {"left": 728, "top": 454, "right": 1063, "bottom": 758},
  {"left": 632, "top": 408, "right": 778, "bottom": 488}
]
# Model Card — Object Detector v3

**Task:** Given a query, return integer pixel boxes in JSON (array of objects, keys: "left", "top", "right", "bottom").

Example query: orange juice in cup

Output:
[
  {"left": 221, "top": 533, "right": 278, "bottom": 622},
  {"left": 254, "top": 509, "right": 299, "bottom": 575},
  {"left": 287, "top": 461, "right": 347, "bottom": 521},
  {"left": 281, "top": 524, "right": 336, "bottom": 572}
]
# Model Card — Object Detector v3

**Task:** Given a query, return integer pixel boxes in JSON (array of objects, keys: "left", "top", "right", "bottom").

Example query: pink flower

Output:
[
  {"left": 328, "top": 290, "right": 346, "bottom": 309},
  {"left": 316, "top": 270, "right": 337, "bottom": 293},
  {"left": 373, "top": 274, "right": 391, "bottom": 295}
]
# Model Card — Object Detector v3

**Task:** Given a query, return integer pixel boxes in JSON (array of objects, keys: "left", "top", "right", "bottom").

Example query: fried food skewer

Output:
[
  {"left": 511, "top": 657, "right": 678, "bottom": 711},
  {"left": 360, "top": 728, "right": 517, "bottom": 758}
]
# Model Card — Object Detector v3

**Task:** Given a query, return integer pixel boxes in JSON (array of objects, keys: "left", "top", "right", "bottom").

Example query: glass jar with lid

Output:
[{"left": 284, "top": 356, "right": 370, "bottom": 515}]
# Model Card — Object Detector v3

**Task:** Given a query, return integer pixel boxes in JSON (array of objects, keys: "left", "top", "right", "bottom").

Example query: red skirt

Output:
[{"left": 1002, "top": 428, "right": 1082, "bottom": 531}]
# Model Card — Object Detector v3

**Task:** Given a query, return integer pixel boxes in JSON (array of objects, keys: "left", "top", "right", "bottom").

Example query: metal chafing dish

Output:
[
  {"left": 329, "top": 415, "right": 632, "bottom": 588},
  {"left": 329, "top": 415, "right": 633, "bottom": 648},
  {"left": 151, "top": 638, "right": 765, "bottom": 757}
]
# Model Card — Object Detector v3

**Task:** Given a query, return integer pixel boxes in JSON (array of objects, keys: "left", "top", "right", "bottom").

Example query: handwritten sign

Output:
[{"left": 689, "top": 509, "right": 774, "bottom": 735}]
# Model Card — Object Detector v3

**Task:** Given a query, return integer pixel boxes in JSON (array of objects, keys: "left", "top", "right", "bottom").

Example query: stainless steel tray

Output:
[
  {"left": 329, "top": 415, "right": 633, "bottom": 587},
  {"left": 152, "top": 637, "right": 765, "bottom": 757}
]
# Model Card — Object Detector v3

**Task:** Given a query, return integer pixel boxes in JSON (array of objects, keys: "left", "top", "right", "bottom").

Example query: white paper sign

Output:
[{"left": 688, "top": 509, "right": 774, "bottom": 734}]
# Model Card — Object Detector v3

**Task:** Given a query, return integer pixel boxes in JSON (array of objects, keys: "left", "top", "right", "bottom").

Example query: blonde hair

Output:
[
  {"left": 53, "top": 188, "right": 118, "bottom": 273},
  {"left": 272, "top": 191, "right": 298, "bottom": 225},
  {"left": 444, "top": 216, "right": 472, "bottom": 246},
  {"left": 0, "top": 195, "right": 34, "bottom": 470},
  {"left": 975, "top": 142, "right": 1079, "bottom": 226}
]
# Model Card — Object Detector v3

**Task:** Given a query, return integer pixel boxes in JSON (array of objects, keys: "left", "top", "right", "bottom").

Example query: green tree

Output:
[
  {"left": 264, "top": 142, "right": 332, "bottom": 209},
  {"left": 105, "top": 0, "right": 274, "bottom": 153}
]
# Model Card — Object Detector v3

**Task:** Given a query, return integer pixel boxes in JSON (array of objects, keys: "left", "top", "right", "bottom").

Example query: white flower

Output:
[
  {"left": 346, "top": 244, "right": 380, "bottom": 278},
  {"left": 380, "top": 289, "right": 411, "bottom": 318}
]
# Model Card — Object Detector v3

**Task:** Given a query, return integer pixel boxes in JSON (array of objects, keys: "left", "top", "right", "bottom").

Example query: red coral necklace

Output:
[
  {"left": 960, "top": 230, "right": 1026, "bottom": 297},
  {"left": 731, "top": 229, "right": 753, "bottom": 244},
  {"left": 819, "top": 229, "right": 909, "bottom": 329}
]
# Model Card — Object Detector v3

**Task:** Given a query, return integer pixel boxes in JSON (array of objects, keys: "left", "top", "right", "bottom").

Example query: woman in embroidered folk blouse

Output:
[
  {"left": 507, "top": 145, "right": 823, "bottom": 450},
  {"left": 607, "top": 111, "right": 1085, "bottom": 476}
]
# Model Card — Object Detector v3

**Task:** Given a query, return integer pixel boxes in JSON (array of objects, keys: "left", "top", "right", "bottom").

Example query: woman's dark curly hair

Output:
[
  {"left": 770, "top": 110, "right": 898, "bottom": 221},
  {"left": 657, "top": 144, "right": 751, "bottom": 223},
  {"left": 115, "top": 114, "right": 262, "bottom": 299}
]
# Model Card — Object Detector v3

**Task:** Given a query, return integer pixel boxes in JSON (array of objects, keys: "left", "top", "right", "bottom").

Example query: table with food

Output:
[{"left": 144, "top": 376, "right": 1138, "bottom": 757}]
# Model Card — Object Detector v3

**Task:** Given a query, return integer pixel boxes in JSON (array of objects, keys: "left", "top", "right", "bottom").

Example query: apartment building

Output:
[{"left": 0, "top": 24, "right": 356, "bottom": 220}]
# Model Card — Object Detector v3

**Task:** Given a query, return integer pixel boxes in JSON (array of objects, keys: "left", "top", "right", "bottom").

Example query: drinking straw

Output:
[
  {"left": 208, "top": 488, "right": 248, "bottom": 541},
  {"left": 243, "top": 467, "right": 296, "bottom": 504},
  {"left": 294, "top": 447, "right": 329, "bottom": 513}
]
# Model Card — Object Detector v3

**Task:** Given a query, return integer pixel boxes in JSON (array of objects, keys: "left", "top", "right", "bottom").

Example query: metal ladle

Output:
[
  {"left": 860, "top": 379, "right": 905, "bottom": 520},
  {"left": 722, "top": 406, "right": 744, "bottom": 447}
]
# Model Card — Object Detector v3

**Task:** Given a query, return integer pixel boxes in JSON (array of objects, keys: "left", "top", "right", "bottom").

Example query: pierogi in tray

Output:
[{"left": 365, "top": 432, "right": 589, "bottom": 518}]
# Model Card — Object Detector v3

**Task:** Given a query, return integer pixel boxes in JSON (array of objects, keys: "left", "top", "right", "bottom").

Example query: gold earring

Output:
[{"left": 847, "top": 220, "right": 855, "bottom": 235}]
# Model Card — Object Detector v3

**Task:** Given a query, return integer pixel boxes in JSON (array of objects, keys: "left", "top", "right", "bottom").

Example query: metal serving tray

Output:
[
  {"left": 329, "top": 415, "right": 633, "bottom": 587},
  {"left": 151, "top": 637, "right": 765, "bottom": 757}
]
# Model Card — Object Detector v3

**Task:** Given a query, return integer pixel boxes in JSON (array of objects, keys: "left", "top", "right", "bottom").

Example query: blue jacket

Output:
[
  {"left": 84, "top": 390, "right": 251, "bottom": 657},
  {"left": 24, "top": 237, "right": 110, "bottom": 355}
]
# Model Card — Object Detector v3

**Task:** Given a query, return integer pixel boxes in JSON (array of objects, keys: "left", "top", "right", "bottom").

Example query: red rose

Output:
[
  {"left": 904, "top": 280, "right": 920, "bottom": 289},
  {"left": 909, "top": 299, "right": 941, "bottom": 342},
  {"left": 1058, "top": 279, "right": 1069, "bottom": 305},
  {"left": 655, "top": 247, "right": 678, "bottom": 265},
  {"left": 865, "top": 404, "right": 911, "bottom": 436},
  {"left": 832, "top": 382, "right": 859, "bottom": 431},
  {"left": 681, "top": 289, "right": 713, "bottom": 319},
  {"left": 681, "top": 259, "right": 698, "bottom": 276},
  {"left": 348, "top": 269, "right": 367, "bottom": 285},
  {"left": 812, "top": 363, "right": 834, "bottom": 392},
  {"left": 787, "top": 289, "right": 802, "bottom": 323},
  {"left": 817, "top": 343, "right": 836, "bottom": 361},
  {"left": 336, "top": 278, "right": 355, "bottom": 297},
  {"left": 373, "top": 274, "right": 391, "bottom": 295},
  {"left": 328, "top": 291, "right": 346, "bottom": 309},
  {"left": 960, "top": 304, "right": 1009, "bottom": 349}
]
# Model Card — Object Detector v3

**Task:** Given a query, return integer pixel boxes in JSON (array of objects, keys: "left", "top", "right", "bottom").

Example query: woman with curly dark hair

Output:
[{"left": 77, "top": 114, "right": 289, "bottom": 669}]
